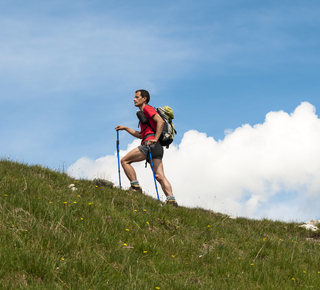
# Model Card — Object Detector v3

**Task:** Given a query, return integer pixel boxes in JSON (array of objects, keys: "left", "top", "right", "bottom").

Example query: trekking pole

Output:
[
  {"left": 148, "top": 146, "right": 160, "bottom": 202},
  {"left": 116, "top": 130, "right": 122, "bottom": 189}
]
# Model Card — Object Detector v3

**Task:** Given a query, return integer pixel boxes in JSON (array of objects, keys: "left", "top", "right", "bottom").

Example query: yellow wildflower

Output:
[
  {"left": 143, "top": 251, "right": 148, "bottom": 253},
  {"left": 126, "top": 229, "right": 130, "bottom": 231},
  {"left": 124, "top": 243, "right": 127, "bottom": 247},
  {"left": 146, "top": 222, "right": 149, "bottom": 225}
]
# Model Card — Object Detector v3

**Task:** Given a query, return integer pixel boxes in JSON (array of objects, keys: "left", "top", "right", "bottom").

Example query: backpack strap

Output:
[
  {"left": 137, "top": 109, "right": 157, "bottom": 135},
  {"left": 142, "top": 133, "right": 155, "bottom": 143}
]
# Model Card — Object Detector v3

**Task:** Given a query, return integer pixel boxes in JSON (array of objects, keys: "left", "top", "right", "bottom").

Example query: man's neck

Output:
[{"left": 139, "top": 103, "right": 147, "bottom": 111}]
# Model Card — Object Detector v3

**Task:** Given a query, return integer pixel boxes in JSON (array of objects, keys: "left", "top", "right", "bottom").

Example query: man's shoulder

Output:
[
  {"left": 143, "top": 105, "right": 157, "bottom": 120},
  {"left": 143, "top": 105, "right": 157, "bottom": 114},
  {"left": 143, "top": 104, "right": 154, "bottom": 110}
]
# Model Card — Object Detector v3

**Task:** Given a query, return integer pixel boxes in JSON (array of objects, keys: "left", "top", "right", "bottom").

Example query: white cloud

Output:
[{"left": 68, "top": 102, "right": 320, "bottom": 222}]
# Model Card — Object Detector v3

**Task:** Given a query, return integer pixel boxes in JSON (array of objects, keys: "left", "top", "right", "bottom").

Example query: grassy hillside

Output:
[{"left": 1, "top": 159, "right": 320, "bottom": 289}]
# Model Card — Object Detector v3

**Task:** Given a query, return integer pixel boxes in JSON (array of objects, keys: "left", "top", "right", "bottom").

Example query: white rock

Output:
[
  {"left": 299, "top": 224, "right": 319, "bottom": 231},
  {"left": 306, "top": 218, "right": 320, "bottom": 226}
]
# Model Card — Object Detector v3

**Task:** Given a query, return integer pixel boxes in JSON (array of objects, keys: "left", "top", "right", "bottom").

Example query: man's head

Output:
[{"left": 135, "top": 89, "right": 150, "bottom": 104}]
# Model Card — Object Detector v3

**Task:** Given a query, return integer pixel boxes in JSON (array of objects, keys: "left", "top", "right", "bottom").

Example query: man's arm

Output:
[
  {"left": 147, "top": 114, "right": 164, "bottom": 146},
  {"left": 115, "top": 125, "right": 142, "bottom": 139}
]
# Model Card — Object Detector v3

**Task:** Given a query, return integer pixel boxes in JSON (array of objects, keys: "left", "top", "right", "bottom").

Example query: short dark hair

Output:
[{"left": 136, "top": 89, "right": 150, "bottom": 104}]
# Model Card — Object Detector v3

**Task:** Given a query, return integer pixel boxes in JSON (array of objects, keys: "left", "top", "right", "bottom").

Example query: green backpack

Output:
[
  {"left": 137, "top": 106, "right": 177, "bottom": 148},
  {"left": 156, "top": 106, "right": 177, "bottom": 148}
]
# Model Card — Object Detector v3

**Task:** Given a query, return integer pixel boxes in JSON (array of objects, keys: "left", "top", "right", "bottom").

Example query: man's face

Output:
[{"left": 134, "top": 91, "right": 146, "bottom": 107}]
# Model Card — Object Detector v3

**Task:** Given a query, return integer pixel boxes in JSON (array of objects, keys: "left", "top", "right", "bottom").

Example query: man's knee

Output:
[
  {"left": 155, "top": 172, "right": 164, "bottom": 182},
  {"left": 121, "top": 157, "right": 127, "bottom": 167}
]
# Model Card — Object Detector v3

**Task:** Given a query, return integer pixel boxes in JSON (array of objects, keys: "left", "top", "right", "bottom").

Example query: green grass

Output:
[{"left": 1, "top": 159, "right": 320, "bottom": 289}]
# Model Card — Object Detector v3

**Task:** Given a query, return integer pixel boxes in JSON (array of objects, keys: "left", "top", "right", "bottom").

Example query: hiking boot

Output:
[
  {"left": 165, "top": 199, "right": 178, "bottom": 207},
  {"left": 129, "top": 184, "right": 143, "bottom": 194}
]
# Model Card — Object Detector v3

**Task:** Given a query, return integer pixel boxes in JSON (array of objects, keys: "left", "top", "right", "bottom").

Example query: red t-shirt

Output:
[{"left": 140, "top": 105, "right": 158, "bottom": 143}]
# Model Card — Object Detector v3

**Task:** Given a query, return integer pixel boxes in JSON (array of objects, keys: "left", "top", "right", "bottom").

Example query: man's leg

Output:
[
  {"left": 152, "top": 159, "right": 173, "bottom": 197},
  {"left": 152, "top": 159, "right": 178, "bottom": 207},
  {"left": 121, "top": 147, "right": 146, "bottom": 181}
]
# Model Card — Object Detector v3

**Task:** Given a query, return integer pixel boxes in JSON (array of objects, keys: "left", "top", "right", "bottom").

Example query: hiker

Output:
[{"left": 115, "top": 89, "right": 178, "bottom": 207}]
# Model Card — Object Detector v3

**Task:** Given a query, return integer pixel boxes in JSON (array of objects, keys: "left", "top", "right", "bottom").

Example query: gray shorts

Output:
[{"left": 138, "top": 141, "right": 163, "bottom": 161}]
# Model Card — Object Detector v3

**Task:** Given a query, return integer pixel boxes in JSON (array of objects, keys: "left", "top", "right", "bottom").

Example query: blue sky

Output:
[{"left": 2, "top": 0, "right": 320, "bottom": 221}]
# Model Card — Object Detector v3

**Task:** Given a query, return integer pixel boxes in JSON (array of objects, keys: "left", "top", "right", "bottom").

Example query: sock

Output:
[
  {"left": 166, "top": 195, "right": 176, "bottom": 201},
  {"left": 130, "top": 180, "right": 139, "bottom": 186}
]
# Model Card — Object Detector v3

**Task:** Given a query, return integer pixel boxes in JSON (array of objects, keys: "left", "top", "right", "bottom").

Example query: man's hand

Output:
[
  {"left": 115, "top": 125, "right": 127, "bottom": 131},
  {"left": 147, "top": 139, "right": 158, "bottom": 147},
  {"left": 115, "top": 126, "right": 141, "bottom": 139}
]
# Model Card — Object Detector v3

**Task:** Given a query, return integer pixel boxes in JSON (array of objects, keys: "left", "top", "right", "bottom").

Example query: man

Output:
[{"left": 115, "top": 90, "right": 178, "bottom": 207}]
